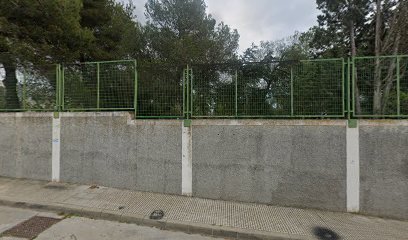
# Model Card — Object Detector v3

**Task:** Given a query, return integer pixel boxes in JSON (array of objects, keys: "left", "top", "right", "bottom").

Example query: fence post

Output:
[
  {"left": 182, "top": 65, "right": 192, "bottom": 120},
  {"left": 290, "top": 66, "right": 294, "bottom": 116},
  {"left": 351, "top": 57, "right": 355, "bottom": 117},
  {"left": 342, "top": 58, "right": 346, "bottom": 118},
  {"left": 55, "top": 64, "right": 60, "bottom": 113},
  {"left": 186, "top": 65, "right": 190, "bottom": 119},
  {"left": 347, "top": 58, "right": 352, "bottom": 119},
  {"left": 22, "top": 69, "right": 27, "bottom": 110},
  {"left": 182, "top": 65, "right": 193, "bottom": 195},
  {"left": 235, "top": 69, "right": 238, "bottom": 118},
  {"left": 396, "top": 56, "right": 400, "bottom": 116},
  {"left": 61, "top": 65, "right": 65, "bottom": 111},
  {"left": 183, "top": 67, "right": 186, "bottom": 118},
  {"left": 96, "top": 62, "right": 100, "bottom": 110},
  {"left": 189, "top": 67, "right": 193, "bottom": 118},
  {"left": 134, "top": 60, "right": 138, "bottom": 118}
]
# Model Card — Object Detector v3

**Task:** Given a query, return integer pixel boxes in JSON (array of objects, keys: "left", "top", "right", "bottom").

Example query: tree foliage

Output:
[
  {"left": 1, "top": 0, "right": 407, "bottom": 116},
  {"left": 312, "top": 0, "right": 408, "bottom": 115},
  {"left": 144, "top": 0, "right": 239, "bottom": 64},
  {"left": 138, "top": 0, "right": 240, "bottom": 116},
  {"left": 0, "top": 0, "right": 143, "bottom": 108},
  {"left": 232, "top": 31, "right": 344, "bottom": 117}
]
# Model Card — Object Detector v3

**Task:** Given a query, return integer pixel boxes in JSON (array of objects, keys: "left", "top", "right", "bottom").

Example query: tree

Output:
[
  {"left": 372, "top": 0, "right": 408, "bottom": 114},
  {"left": 79, "top": 0, "right": 144, "bottom": 62},
  {"left": 242, "top": 31, "right": 314, "bottom": 63},
  {"left": 0, "top": 0, "right": 89, "bottom": 108},
  {"left": 0, "top": 0, "right": 143, "bottom": 109},
  {"left": 313, "top": 0, "right": 372, "bottom": 57},
  {"left": 144, "top": 0, "right": 239, "bottom": 64},
  {"left": 138, "top": 0, "right": 240, "bottom": 116},
  {"left": 312, "top": 0, "right": 372, "bottom": 114},
  {"left": 236, "top": 32, "right": 344, "bottom": 117},
  {"left": 312, "top": 0, "right": 408, "bottom": 115}
]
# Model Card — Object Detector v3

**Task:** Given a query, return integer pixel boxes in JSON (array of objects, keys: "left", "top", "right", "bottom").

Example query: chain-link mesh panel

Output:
[
  {"left": 191, "top": 64, "right": 236, "bottom": 117},
  {"left": 401, "top": 57, "right": 408, "bottom": 116},
  {"left": 63, "top": 60, "right": 135, "bottom": 111},
  {"left": 353, "top": 57, "right": 402, "bottom": 117},
  {"left": 4, "top": 57, "right": 408, "bottom": 118},
  {"left": 190, "top": 60, "right": 344, "bottom": 118},
  {"left": 238, "top": 62, "right": 292, "bottom": 117},
  {"left": 0, "top": 64, "right": 57, "bottom": 111},
  {"left": 24, "top": 65, "right": 58, "bottom": 111},
  {"left": 137, "top": 63, "right": 183, "bottom": 118},
  {"left": 63, "top": 63, "right": 97, "bottom": 110},
  {"left": 99, "top": 62, "right": 135, "bottom": 109},
  {"left": 293, "top": 60, "right": 344, "bottom": 116}
]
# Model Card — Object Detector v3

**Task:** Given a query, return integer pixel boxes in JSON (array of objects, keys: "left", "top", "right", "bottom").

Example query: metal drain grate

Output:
[
  {"left": 2, "top": 216, "right": 61, "bottom": 239},
  {"left": 150, "top": 210, "right": 165, "bottom": 220}
]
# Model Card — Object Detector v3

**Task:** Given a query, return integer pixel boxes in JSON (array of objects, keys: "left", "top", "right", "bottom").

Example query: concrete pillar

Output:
[
  {"left": 346, "top": 120, "right": 360, "bottom": 212},
  {"left": 181, "top": 120, "right": 192, "bottom": 196},
  {"left": 52, "top": 116, "right": 61, "bottom": 182}
]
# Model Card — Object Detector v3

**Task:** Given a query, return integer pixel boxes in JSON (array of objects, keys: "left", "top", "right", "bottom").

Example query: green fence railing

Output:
[
  {"left": 0, "top": 64, "right": 58, "bottom": 112},
  {"left": 0, "top": 56, "right": 407, "bottom": 118},
  {"left": 190, "top": 59, "right": 345, "bottom": 118},
  {"left": 352, "top": 55, "right": 408, "bottom": 118},
  {"left": 61, "top": 60, "right": 136, "bottom": 111},
  {"left": 136, "top": 63, "right": 184, "bottom": 118}
]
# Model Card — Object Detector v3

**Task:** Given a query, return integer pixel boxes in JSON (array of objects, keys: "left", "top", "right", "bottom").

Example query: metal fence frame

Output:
[
  {"left": 351, "top": 55, "right": 408, "bottom": 118},
  {"left": 188, "top": 59, "right": 345, "bottom": 119},
  {"left": 0, "top": 64, "right": 60, "bottom": 112},
  {"left": 0, "top": 56, "right": 407, "bottom": 119},
  {"left": 60, "top": 60, "right": 137, "bottom": 112},
  {"left": 135, "top": 63, "right": 185, "bottom": 119}
]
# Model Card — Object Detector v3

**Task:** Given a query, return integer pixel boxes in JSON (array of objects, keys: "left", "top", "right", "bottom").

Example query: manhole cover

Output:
[
  {"left": 2, "top": 216, "right": 61, "bottom": 239},
  {"left": 313, "top": 227, "right": 340, "bottom": 240},
  {"left": 149, "top": 210, "right": 164, "bottom": 220}
]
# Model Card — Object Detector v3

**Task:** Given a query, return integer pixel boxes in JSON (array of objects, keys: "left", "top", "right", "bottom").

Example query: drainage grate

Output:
[
  {"left": 150, "top": 210, "right": 165, "bottom": 220},
  {"left": 313, "top": 227, "right": 340, "bottom": 240},
  {"left": 2, "top": 216, "right": 61, "bottom": 239}
]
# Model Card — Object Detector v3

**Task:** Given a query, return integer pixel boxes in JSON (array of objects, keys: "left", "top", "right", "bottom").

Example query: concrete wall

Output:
[
  {"left": 359, "top": 121, "right": 408, "bottom": 220},
  {"left": 192, "top": 120, "right": 347, "bottom": 212},
  {"left": 60, "top": 113, "right": 182, "bottom": 195},
  {"left": 0, "top": 113, "right": 52, "bottom": 181},
  {"left": 0, "top": 113, "right": 407, "bottom": 220}
]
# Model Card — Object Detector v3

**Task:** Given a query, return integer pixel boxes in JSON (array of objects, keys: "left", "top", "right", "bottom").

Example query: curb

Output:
[{"left": 0, "top": 199, "right": 304, "bottom": 240}]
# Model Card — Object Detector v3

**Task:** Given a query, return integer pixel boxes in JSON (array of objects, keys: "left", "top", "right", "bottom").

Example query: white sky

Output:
[{"left": 124, "top": 0, "right": 319, "bottom": 52}]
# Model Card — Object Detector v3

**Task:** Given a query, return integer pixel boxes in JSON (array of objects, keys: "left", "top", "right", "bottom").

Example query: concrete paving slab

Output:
[{"left": 0, "top": 206, "right": 37, "bottom": 234}]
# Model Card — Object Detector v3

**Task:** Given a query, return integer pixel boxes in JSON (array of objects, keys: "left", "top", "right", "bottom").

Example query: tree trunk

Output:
[
  {"left": 3, "top": 61, "right": 20, "bottom": 109},
  {"left": 350, "top": 20, "right": 361, "bottom": 115},
  {"left": 381, "top": 55, "right": 398, "bottom": 114},
  {"left": 381, "top": 5, "right": 403, "bottom": 114},
  {"left": 373, "top": 0, "right": 382, "bottom": 115}
]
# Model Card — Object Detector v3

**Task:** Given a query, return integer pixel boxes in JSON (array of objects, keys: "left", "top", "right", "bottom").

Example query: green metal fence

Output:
[
  {"left": 136, "top": 63, "right": 184, "bottom": 118},
  {"left": 191, "top": 63, "right": 237, "bottom": 118},
  {"left": 62, "top": 60, "right": 136, "bottom": 111},
  {"left": 0, "top": 56, "right": 407, "bottom": 118},
  {"left": 0, "top": 64, "right": 58, "bottom": 112},
  {"left": 190, "top": 59, "right": 345, "bottom": 118},
  {"left": 352, "top": 55, "right": 408, "bottom": 118}
]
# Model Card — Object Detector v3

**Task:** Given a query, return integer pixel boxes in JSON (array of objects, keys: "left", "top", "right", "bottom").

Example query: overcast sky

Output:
[{"left": 128, "top": 0, "right": 319, "bottom": 52}]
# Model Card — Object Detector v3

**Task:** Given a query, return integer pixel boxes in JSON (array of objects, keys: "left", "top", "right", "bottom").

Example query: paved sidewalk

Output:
[
  {"left": 0, "top": 206, "right": 217, "bottom": 240},
  {"left": 0, "top": 177, "right": 406, "bottom": 240}
]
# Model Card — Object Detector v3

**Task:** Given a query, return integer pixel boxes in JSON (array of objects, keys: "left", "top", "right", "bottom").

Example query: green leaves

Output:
[{"left": 144, "top": 0, "right": 239, "bottom": 64}]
